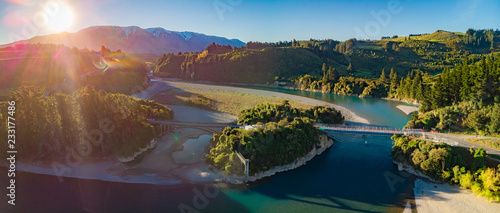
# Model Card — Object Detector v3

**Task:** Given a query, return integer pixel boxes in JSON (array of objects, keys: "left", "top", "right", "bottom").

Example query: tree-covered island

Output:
[{"left": 205, "top": 101, "right": 344, "bottom": 177}]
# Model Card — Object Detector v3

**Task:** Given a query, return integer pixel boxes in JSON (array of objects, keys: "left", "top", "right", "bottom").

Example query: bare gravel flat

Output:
[{"left": 147, "top": 79, "right": 370, "bottom": 124}]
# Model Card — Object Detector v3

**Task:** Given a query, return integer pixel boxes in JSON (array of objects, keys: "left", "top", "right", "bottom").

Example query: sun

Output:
[{"left": 46, "top": 3, "right": 74, "bottom": 32}]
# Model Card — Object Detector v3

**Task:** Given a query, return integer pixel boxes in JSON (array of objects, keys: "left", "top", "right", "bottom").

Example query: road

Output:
[{"left": 425, "top": 132, "right": 500, "bottom": 156}]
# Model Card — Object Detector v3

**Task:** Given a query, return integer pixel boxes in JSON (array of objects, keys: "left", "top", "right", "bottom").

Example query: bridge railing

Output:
[
  {"left": 315, "top": 124, "right": 423, "bottom": 133},
  {"left": 148, "top": 119, "right": 238, "bottom": 127}
]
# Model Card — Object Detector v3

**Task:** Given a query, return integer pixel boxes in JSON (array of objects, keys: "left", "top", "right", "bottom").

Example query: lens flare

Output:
[
  {"left": 92, "top": 57, "right": 107, "bottom": 69},
  {"left": 46, "top": 3, "right": 74, "bottom": 32}
]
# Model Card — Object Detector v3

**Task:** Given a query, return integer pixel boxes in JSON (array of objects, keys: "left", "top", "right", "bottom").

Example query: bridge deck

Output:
[
  {"left": 148, "top": 119, "right": 239, "bottom": 128},
  {"left": 148, "top": 120, "right": 422, "bottom": 135},
  {"left": 315, "top": 124, "right": 422, "bottom": 136}
]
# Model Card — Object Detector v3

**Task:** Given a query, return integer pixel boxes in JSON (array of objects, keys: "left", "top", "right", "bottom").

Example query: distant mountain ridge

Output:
[{"left": 1, "top": 26, "right": 245, "bottom": 54}]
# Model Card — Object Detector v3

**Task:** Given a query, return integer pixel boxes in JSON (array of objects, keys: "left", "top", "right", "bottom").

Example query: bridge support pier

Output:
[
  {"left": 244, "top": 159, "right": 249, "bottom": 183},
  {"left": 235, "top": 151, "right": 249, "bottom": 183},
  {"left": 157, "top": 124, "right": 171, "bottom": 137}
]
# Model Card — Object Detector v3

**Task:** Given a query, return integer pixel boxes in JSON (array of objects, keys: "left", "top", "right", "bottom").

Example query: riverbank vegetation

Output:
[
  {"left": 0, "top": 86, "right": 173, "bottom": 162},
  {"left": 205, "top": 101, "right": 343, "bottom": 175},
  {"left": 392, "top": 134, "right": 500, "bottom": 202}
]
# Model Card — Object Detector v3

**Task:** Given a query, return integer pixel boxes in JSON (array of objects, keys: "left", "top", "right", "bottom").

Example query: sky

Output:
[{"left": 0, "top": 0, "right": 499, "bottom": 45}]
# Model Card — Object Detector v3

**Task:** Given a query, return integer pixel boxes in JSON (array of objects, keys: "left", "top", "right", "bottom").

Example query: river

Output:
[
  {"left": 217, "top": 87, "right": 416, "bottom": 212},
  {"left": 0, "top": 87, "right": 415, "bottom": 213}
]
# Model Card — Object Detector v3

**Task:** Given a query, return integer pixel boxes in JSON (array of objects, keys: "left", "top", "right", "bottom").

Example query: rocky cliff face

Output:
[{"left": 393, "top": 160, "right": 436, "bottom": 182}]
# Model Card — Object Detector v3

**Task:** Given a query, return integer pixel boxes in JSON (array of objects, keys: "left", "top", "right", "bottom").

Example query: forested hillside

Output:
[
  {"left": 154, "top": 29, "right": 500, "bottom": 86},
  {"left": 0, "top": 86, "right": 173, "bottom": 162},
  {"left": 0, "top": 44, "right": 149, "bottom": 96},
  {"left": 154, "top": 43, "right": 322, "bottom": 83},
  {"left": 405, "top": 56, "right": 500, "bottom": 135}
]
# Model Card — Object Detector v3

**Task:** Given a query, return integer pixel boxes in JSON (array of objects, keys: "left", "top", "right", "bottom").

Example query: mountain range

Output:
[{"left": 1, "top": 26, "right": 245, "bottom": 54}]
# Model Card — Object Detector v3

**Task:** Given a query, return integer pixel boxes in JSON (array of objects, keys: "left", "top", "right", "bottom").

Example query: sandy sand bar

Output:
[{"left": 396, "top": 105, "right": 418, "bottom": 115}]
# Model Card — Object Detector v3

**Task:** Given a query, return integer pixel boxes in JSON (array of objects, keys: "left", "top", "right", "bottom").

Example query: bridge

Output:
[
  {"left": 315, "top": 124, "right": 422, "bottom": 136},
  {"left": 147, "top": 119, "right": 240, "bottom": 136},
  {"left": 147, "top": 120, "right": 422, "bottom": 138}
]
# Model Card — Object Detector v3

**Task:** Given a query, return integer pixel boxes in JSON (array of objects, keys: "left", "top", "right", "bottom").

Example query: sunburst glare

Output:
[{"left": 46, "top": 2, "right": 74, "bottom": 32}]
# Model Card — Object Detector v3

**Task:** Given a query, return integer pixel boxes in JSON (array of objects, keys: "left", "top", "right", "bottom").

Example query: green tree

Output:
[
  {"left": 467, "top": 110, "right": 489, "bottom": 133},
  {"left": 419, "top": 86, "right": 433, "bottom": 113},
  {"left": 379, "top": 69, "right": 388, "bottom": 84},
  {"left": 488, "top": 104, "right": 500, "bottom": 133},
  {"left": 389, "top": 68, "right": 399, "bottom": 98},
  {"left": 432, "top": 76, "right": 446, "bottom": 109},
  {"left": 347, "top": 63, "right": 355, "bottom": 75}
]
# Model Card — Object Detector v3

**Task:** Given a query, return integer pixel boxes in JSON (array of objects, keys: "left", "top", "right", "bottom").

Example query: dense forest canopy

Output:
[
  {"left": 0, "top": 44, "right": 149, "bottom": 96},
  {"left": 0, "top": 86, "right": 173, "bottom": 162},
  {"left": 206, "top": 101, "right": 343, "bottom": 175},
  {"left": 238, "top": 100, "right": 344, "bottom": 125}
]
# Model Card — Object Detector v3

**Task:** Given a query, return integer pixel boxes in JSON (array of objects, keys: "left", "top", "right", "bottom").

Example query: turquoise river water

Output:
[{"left": 213, "top": 88, "right": 417, "bottom": 213}]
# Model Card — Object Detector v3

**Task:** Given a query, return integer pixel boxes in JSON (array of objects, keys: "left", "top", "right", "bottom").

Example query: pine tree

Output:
[
  {"left": 460, "top": 62, "right": 471, "bottom": 101},
  {"left": 403, "top": 74, "right": 412, "bottom": 100},
  {"left": 441, "top": 68, "right": 452, "bottom": 105},
  {"left": 410, "top": 71, "right": 422, "bottom": 100},
  {"left": 432, "top": 76, "right": 445, "bottom": 109},
  {"left": 396, "top": 78, "right": 405, "bottom": 99},
  {"left": 322, "top": 64, "right": 329, "bottom": 84},
  {"left": 379, "top": 69, "right": 387, "bottom": 84},
  {"left": 389, "top": 68, "right": 399, "bottom": 98},
  {"left": 419, "top": 86, "right": 432, "bottom": 113}
]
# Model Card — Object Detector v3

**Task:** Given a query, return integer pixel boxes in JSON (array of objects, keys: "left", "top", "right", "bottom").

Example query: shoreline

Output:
[
  {"left": 394, "top": 160, "right": 437, "bottom": 182},
  {"left": 214, "top": 134, "right": 334, "bottom": 184},
  {"left": 158, "top": 77, "right": 422, "bottom": 106},
  {"left": 394, "top": 160, "right": 500, "bottom": 212},
  {"left": 118, "top": 139, "right": 157, "bottom": 163},
  {"left": 382, "top": 97, "right": 420, "bottom": 106},
  {"left": 396, "top": 105, "right": 419, "bottom": 115},
  {"left": 248, "top": 134, "right": 334, "bottom": 182}
]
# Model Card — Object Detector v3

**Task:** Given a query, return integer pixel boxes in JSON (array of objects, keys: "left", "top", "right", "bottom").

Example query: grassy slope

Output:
[{"left": 386, "top": 30, "right": 463, "bottom": 43}]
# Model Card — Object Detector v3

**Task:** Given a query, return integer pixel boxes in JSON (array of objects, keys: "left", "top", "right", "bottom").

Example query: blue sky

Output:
[{"left": 0, "top": 0, "right": 499, "bottom": 44}]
